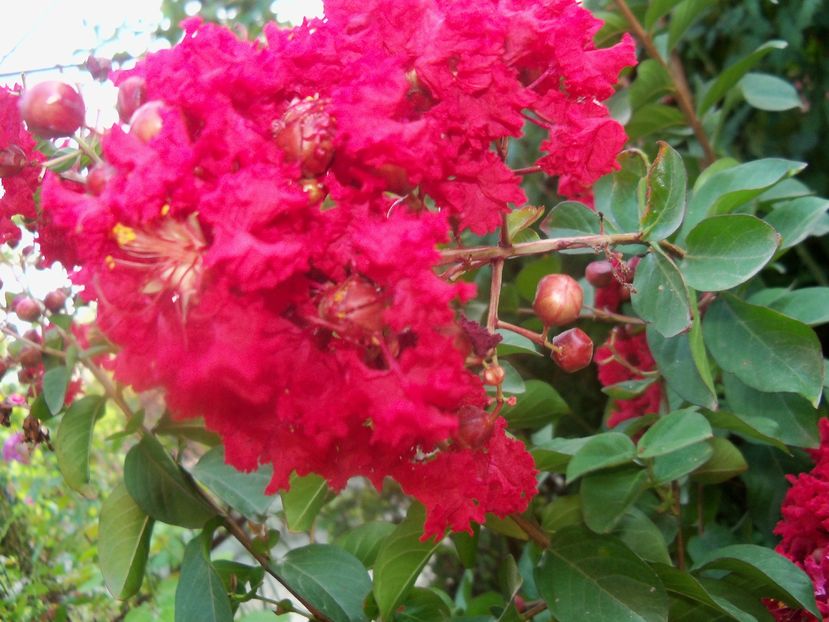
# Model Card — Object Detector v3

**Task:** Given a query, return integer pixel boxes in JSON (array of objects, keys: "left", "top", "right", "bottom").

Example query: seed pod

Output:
[{"left": 533, "top": 274, "right": 583, "bottom": 327}]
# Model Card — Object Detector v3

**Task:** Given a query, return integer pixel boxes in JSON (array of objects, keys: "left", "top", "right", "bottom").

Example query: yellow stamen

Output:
[{"left": 112, "top": 223, "right": 137, "bottom": 246}]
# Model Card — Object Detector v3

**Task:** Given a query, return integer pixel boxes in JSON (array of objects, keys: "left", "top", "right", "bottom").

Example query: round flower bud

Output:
[
  {"left": 318, "top": 276, "right": 386, "bottom": 337},
  {"left": 0, "top": 145, "right": 29, "bottom": 177},
  {"left": 19, "top": 346, "right": 42, "bottom": 369},
  {"left": 14, "top": 297, "right": 41, "bottom": 322},
  {"left": 551, "top": 328, "right": 593, "bottom": 373},
  {"left": 129, "top": 100, "right": 165, "bottom": 143},
  {"left": 117, "top": 77, "right": 147, "bottom": 124},
  {"left": 273, "top": 97, "right": 335, "bottom": 177},
  {"left": 85, "top": 162, "right": 115, "bottom": 196},
  {"left": 482, "top": 365, "right": 506, "bottom": 386},
  {"left": 456, "top": 405, "right": 494, "bottom": 449},
  {"left": 585, "top": 260, "right": 614, "bottom": 288},
  {"left": 18, "top": 81, "right": 85, "bottom": 138},
  {"left": 533, "top": 274, "right": 583, "bottom": 327},
  {"left": 44, "top": 290, "right": 68, "bottom": 312}
]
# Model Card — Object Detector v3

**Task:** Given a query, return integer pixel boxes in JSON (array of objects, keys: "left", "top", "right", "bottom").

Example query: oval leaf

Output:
[
  {"left": 55, "top": 395, "right": 106, "bottom": 492},
  {"left": 535, "top": 526, "right": 669, "bottom": 622},
  {"left": 99, "top": 481, "right": 154, "bottom": 600},
  {"left": 581, "top": 466, "right": 649, "bottom": 534},
  {"left": 281, "top": 472, "right": 330, "bottom": 532},
  {"left": 175, "top": 534, "right": 234, "bottom": 622},
  {"left": 647, "top": 326, "right": 717, "bottom": 410},
  {"left": 632, "top": 250, "right": 692, "bottom": 337},
  {"left": 682, "top": 215, "right": 780, "bottom": 291},
  {"left": 124, "top": 435, "right": 216, "bottom": 528},
  {"left": 334, "top": 522, "right": 396, "bottom": 569},
  {"left": 43, "top": 365, "right": 71, "bottom": 415},
  {"left": 691, "top": 437, "right": 747, "bottom": 484},
  {"left": 750, "top": 286, "right": 829, "bottom": 326},
  {"left": 566, "top": 432, "right": 636, "bottom": 482},
  {"left": 640, "top": 142, "right": 686, "bottom": 241},
  {"left": 501, "top": 379, "right": 569, "bottom": 430},
  {"left": 273, "top": 544, "right": 371, "bottom": 622},
  {"left": 740, "top": 73, "right": 803, "bottom": 112},
  {"left": 704, "top": 295, "right": 824, "bottom": 406},
  {"left": 638, "top": 409, "right": 713, "bottom": 459}
]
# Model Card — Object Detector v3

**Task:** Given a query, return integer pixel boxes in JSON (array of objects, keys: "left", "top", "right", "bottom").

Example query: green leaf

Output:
[
  {"left": 683, "top": 158, "right": 806, "bottom": 236},
  {"left": 190, "top": 446, "right": 276, "bottom": 522},
  {"left": 594, "top": 149, "right": 649, "bottom": 234},
  {"left": 704, "top": 295, "right": 824, "bottom": 406},
  {"left": 704, "top": 410, "right": 788, "bottom": 452},
  {"left": 273, "top": 544, "right": 371, "bottom": 622},
  {"left": 644, "top": 0, "right": 683, "bottom": 30},
  {"left": 373, "top": 504, "right": 440, "bottom": 621},
  {"left": 531, "top": 437, "right": 591, "bottom": 472},
  {"left": 632, "top": 250, "right": 692, "bottom": 337},
  {"left": 681, "top": 215, "right": 780, "bottom": 291},
  {"left": 668, "top": 0, "right": 716, "bottom": 49},
  {"left": 541, "top": 495, "right": 583, "bottom": 534},
  {"left": 691, "top": 437, "right": 747, "bottom": 484},
  {"left": 566, "top": 433, "right": 636, "bottom": 482},
  {"left": 739, "top": 73, "right": 803, "bottom": 111},
  {"left": 638, "top": 410, "right": 713, "bottom": 459},
  {"left": 496, "top": 329, "right": 541, "bottom": 357},
  {"left": 29, "top": 394, "right": 53, "bottom": 422},
  {"left": 335, "top": 522, "right": 396, "bottom": 569},
  {"left": 640, "top": 142, "right": 687, "bottom": 241},
  {"left": 42, "top": 365, "right": 71, "bottom": 415},
  {"left": 615, "top": 508, "right": 672, "bottom": 565},
  {"left": 395, "top": 588, "right": 451, "bottom": 622},
  {"left": 698, "top": 40, "right": 788, "bottom": 114},
  {"left": 99, "top": 482, "right": 154, "bottom": 600},
  {"left": 723, "top": 373, "right": 819, "bottom": 448},
  {"left": 124, "top": 435, "right": 217, "bottom": 528},
  {"left": 652, "top": 564, "right": 756, "bottom": 622},
  {"left": 750, "top": 287, "right": 829, "bottom": 326},
  {"left": 507, "top": 205, "right": 545, "bottom": 242},
  {"left": 55, "top": 396, "right": 106, "bottom": 492},
  {"left": 279, "top": 473, "right": 330, "bottom": 532},
  {"left": 535, "top": 526, "right": 669, "bottom": 622},
  {"left": 652, "top": 443, "right": 714, "bottom": 484},
  {"left": 629, "top": 60, "right": 674, "bottom": 108},
  {"left": 627, "top": 104, "right": 687, "bottom": 141},
  {"left": 693, "top": 545, "right": 820, "bottom": 618},
  {"left": 765, "top": 196, "right": 829, "bottom": 249},
  {"left": 602, "top": 377, "right": 659, "bottom": 400},
  {"left": 541, "top": 201, "right": 602, "bottom": 253},
  {"left": 175, "top": 533, "right": 234, "bottom": 622},
  {"left": 647, "top": 327, "right": 717, "bottom": 409},
  {"left": 154, "top": 413, "right": 221, "bottom": 446},
  {"left": 501, "top": 380, "right": 569, "bottom": 430},
  {"left": 581, "top": 466, "right": 649, "bottom": 534}
]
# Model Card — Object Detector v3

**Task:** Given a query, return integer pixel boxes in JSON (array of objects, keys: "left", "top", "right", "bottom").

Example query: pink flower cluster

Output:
[{"left": 38, "top": 0, "right": 634, "bottom": 536}]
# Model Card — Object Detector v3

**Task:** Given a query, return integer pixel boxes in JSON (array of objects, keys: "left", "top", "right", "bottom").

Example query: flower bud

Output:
[
  {"left": 273, "top": 97, "right": 335, "bottom": 177},
  {"left": 14, "top": 297, "right": 41, "bottom": 322},
  {"left": 129, "top": 100, "right": 165, "bottom": 143},
  {"left": 482, "top": 365, "right": 506, "bottom": 386},
  {"left": 117, "top": 77, "right": 147, "bottom": 124},
  {"left": 456, "top": 405, "right": 494, "bottom": 449},
  {"left": 533, "top": 274, "right": 583, "bottom": 327},
  {"left": 318, "top": 276, "right": 386, "bottom": 336},
  {"left": 19, "top": 81, "right": 85, "bottom": 138},
  {"left": 86, "top": 162, "right": 115, "bottom": 196},
  {"left": 0, "top": 145, "right": 29, "bottom": 177},
  {"left": 85, "top": 55, "right": 112, "bottom": 82},
  {"left": 44, "top": 290, "right": 68, "bottom": 312},
  {"left": 19, "top": 346, "right": 42, "bottom": 369},
  {"left": 551, "top": 328, "right": 593, "bottom": 373},
  {"left": 585, "top": 260, "right": 614, "bottom": 288}
]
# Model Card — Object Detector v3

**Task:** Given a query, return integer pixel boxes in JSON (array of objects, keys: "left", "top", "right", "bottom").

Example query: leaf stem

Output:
[
  {"left": 510, "top": 513, "right": 551, "bottom": 549},
  {"left": 496, "top": 320, "right": 547, "bottom": 347}
]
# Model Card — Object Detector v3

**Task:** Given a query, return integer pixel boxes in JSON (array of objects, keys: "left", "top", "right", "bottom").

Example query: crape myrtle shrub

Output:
[{"left": 1, "top": 0, "right": 828, "bottom": 620}]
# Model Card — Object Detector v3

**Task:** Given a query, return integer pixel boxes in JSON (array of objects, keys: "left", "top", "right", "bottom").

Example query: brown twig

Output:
[
  {"left": 496, "top": 320, "right": 547, "bottom": 347},
  {"left": 584, "top": 306, "right": 646, "bottom": 326},
  {"left": 612, "top": 0, "right": 715, "bottom": 166},
  {"left": 510, "top": 514, "right": 551, "bottom": 549}
]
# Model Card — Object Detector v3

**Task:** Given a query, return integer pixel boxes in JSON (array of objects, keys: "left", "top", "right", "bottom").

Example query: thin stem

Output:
[
  {"left": 74, "top": 134, "right": 102, "bottom": 165},
  {"left": 496, "top": 320, "right": 546, "bottom": 347},
  {"left": 438, "top": 232, "right": 643, "bottom": 266},
  {"left": 658, "top": 239, "right": 686, "bottom": 259},
  {"left": 521, "top": 601, "right": 549, "bottom": 620},
  {"left": 584, "top": 306, "right": 646, "bottom": 326},
  {"left": 0, "top": 63, "right": 84, "bottom": 79},
  {"left": 487, "top": 261, "right": 504, "bottom": 333},
  {"left": 1, "top": 326, "right": 66, "bottom": 359},
  {"left": 512, "top": 165, "right": 542, "bottom": 176},
  {"left": 612, "top": 0, "right": 715, "bottom": 166},
  {"left": 249, "top": 595, "right": 313, "bottom": 619},
  {"left": 510, "top": 513, "right": 550, "bottom": 549},
  {"left": 41, "top": 150, "right": 81, "bottom": 169}
]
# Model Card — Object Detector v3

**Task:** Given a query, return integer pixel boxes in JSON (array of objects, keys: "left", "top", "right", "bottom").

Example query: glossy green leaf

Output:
[
  {"left": 273, "top": 544, "right": 371, "bottom": 622},
  {"left": 683, "top": 158, "right": 806, "bottom": 236},
  {"left": 615, "top": 508, "right": 672, "bottom": 565},
  {"left": 765, "top": 196, "right": 829, "bottom": 249},
  {"left": 99, "top": 482, "right": 154, "bottom": 600},
  {"left": 335, "top": 522, "right": 396, "bottom": 569},
  {"left": 175, "top": 533, "right": 234, "bottom": 622},
  {"left": 602, "top": 377, "right": 659, "bottom": 400},
  {"left": 704, "top": 410, "right": 787, "bottom": 452},
  {"left": 191, "top": 446, "right": 275, "bottom": 522},
  {"left": 629, "top": 60, "right": 674, "bottom": 108},
  {"left": 699, "top": 40, "right": 788, "bottom": 114},
  {"left": 540, "top": 495, "right": 583, "bottom": 534},
  {"left": 507, "top": 205, "right": 545, "bottom": 242},
  {"left": 566, "top": 432, "right": 636, "bottom": 482},
  {"left": 652, "top": 442, "right": 714, "bottom": 485},
  {"left": 691, "top": 437, "right": 747, "bottom": 484},
  {"left": 42, "top": 365, "right": 71, "bottom": 415},
  {"left": 638, "top": 410, "right": 713, "bottom": 458},
  {"left": 627, "top": 104, "right": 686, "bottom": 141},
  {"left": 693, "top": 545, "right": 820, "bottom": 618},
  {"left": 541, "top": 201, "right": 602, "bottom": 253},
  {"left": 724, "top": 373, "right": 819, "bottom": 448},
  {"left": 373, "top": 504, "right": 440, "bottom": 621},
  {"left": 496, "top": 329, "right": 541, "bottom": 357},
  {"left": 395, "top": 588, "right": 451, "bottom": 622},
  {"left": 653, "top": 565, "right": 756, "bottom": 622},
  {"left": 647, "top": 326, "right": 717, "bottom": 409},
  {"left": 668, "top": 0, "right": 715, "bottom": 49},
  {"left": 704, "top": 295, "right": 824, "bottom": 406},
  {"left": 501, "top": 380, "right": 569, "bottom": 429},
  {"left": 750, "top": 286, "right": 829, "bottom": 326},
  {"left": 581, "top": 466, "right": 649, "bottom": 534},
  {"left": 632, "top": 250, "right": 692, "bottom": 337},
  {"left": 124, "top": 435, "right": 216, "bottom": 528},
  {"left": 739, "top": 73, "right": 802, "bottom": 111},
  {"left": 682, "top": 215, "right": 780, "bottom": 291},
  {"left": 281, "top": 472, "right": 330, "bottom": 532},
  {"left": 55, "top": 396, "right": 106, "bottom": 492},
  {"left": 640, "top": 142, "right": 687, "bottom": 241},
  {"left": 536, "top": 526, "right": 669, "bottom": 622},
  {"left": 531, "top": 437, "right": 591, "bottom": 472},
  {"left": 594, "top": 150, "right": 649, "bottom": 234}
]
